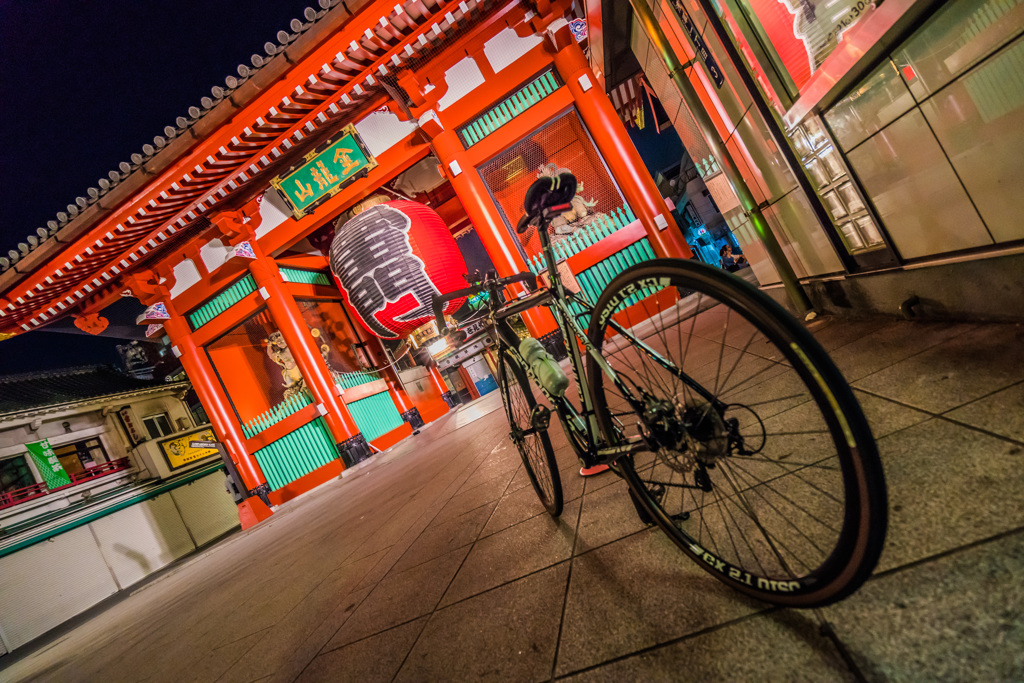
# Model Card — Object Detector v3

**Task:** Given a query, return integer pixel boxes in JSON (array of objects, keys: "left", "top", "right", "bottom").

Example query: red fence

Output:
[{"left": 0, "top": 457, "right": 133, "bottom": 511}]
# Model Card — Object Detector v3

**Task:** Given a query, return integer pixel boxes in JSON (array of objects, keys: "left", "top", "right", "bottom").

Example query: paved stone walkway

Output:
[{"left": 2, "top": 317, "right": 1023, "bottom": 682}]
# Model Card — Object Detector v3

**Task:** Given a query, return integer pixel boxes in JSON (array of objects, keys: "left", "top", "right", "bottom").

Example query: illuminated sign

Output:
[
  {"left": 271, "top": 124, "right": 377, "bottom": 219},
  {"left": 159, "top": 426, "right": 219, "bottom": 470}
]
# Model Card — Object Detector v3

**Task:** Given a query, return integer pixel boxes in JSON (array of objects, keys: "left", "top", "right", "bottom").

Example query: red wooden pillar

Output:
[
  {"left": 551, "top": 32, "right": 691, "bottom": 260},
  {"left": 422, "top": 119, "right": 559, "bottom": 342},
  {"left": 160, "top": 299, "right": 274, "bottom": 527},
  {"left": 162, "top": 306, "right": 268, "bottom": 494},
  {"left": 427, "top": 362, "right": 455, "bottom": 407},
  {"left": 247, "top": 252, "right": 370, "bottom": 466}
]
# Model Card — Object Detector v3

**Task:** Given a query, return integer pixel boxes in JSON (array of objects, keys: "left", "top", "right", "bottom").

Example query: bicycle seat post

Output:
[{"left": 536, "top": 213, "right": 565, "bottom": 298}]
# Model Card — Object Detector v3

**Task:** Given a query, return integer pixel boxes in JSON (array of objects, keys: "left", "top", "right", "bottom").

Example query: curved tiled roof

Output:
[
  {"left": 0, "top": 365, "right": 187, "bottom": 417},
  {"left": 0, "top": 0, "right": 340, "bottom": 274}
]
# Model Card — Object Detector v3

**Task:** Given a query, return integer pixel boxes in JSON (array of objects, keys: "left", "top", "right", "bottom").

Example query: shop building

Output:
[{"left": 588, "top": 0, "right": 1024, "bottom": 319}]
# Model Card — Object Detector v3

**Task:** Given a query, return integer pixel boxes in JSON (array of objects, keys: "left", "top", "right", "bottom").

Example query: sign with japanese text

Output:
[
  {"left": 671, "top": 1, "right": 725, "bottom": 89},
  {"left": 25, "top": 439, "right": 72, "bottom": 489},
  {"left": 735, "top": 0, "right": 876, "bottom": 92},
  {"left": 159, "top": 426, "right": 219, "bottom": 470},
  {"left": 271, "top": 124, "right": 377, "bottom": 219}
]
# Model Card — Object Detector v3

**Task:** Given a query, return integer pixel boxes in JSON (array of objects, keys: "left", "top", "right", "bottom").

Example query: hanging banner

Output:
[
  {"left": 25, "top": 439, "right": 73, "bottom": 489},
  {"left": 271, "top": 124, "right": 377, "bottom": 219},
  {"left": 737, "top": 0, "right": 876, "bottom": 90}
]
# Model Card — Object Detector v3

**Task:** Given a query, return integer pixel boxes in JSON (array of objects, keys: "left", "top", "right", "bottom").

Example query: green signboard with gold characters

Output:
[
  {"left": 271, "top": 124, "right": 377, "bottom": 219},
  {"left": 159, "top": 426, "right": 219, "bottom": 470}
]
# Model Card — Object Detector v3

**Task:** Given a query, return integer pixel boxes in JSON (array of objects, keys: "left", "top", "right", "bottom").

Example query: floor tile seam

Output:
[
  {"left": 208, "top": 626, "right": 277, "bottom": 683},
  {"left": 932, "top": 413, "right": 1024, "bottom": 446},
  {"left": 938, "top": 374, "right": 1024, "bottom": 410},
  {"left": 212, "top": 624, "right": 275, "bottom": 652},
  {"left": 369, "top": 445, "right": 500, "bottom": 573},
  {"left": 550, "top": 605, "right": 783, "bottom": 680},
  {"left": 844, "top": 323, "right": 986, "bottom": 384},
  {"left": 375, "top": 446, "right": 502, "bottom": 588},
  {"left": 388, "top": 540, "right": 486, "bottom": 680},
  {"left": 549, "top": 486, "right": 588, "bottom": 681},
  {"left": 866, "top": 525, "right": 1024, "bottom": 583},
  {"left": 475, "top": 473, "right": 596, "bottom": 544},
  {"left": 475, "top": 459, "right": 527, "bottom": 544},
  {"left": 853, "top": 386, "right": 1024, "bottom": 445},
  {"left": 294, "top": 575, "right": 380, "bottom": 681},
  {"left": 854, "top": 376, "right": 1024, "bottom": 427},
  {"left": 431, "top": 556, "right": 575, "bottom": 618}
]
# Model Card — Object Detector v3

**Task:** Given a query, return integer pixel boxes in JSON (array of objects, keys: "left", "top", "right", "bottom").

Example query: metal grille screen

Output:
[{"left": 477, "top": 109, "right": 629, "bottom": 262}]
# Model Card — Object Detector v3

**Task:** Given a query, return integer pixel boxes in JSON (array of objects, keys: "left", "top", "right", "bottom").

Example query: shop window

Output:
[
  {"left": 143, "top": 413, "right": 174, "bottom": 439},
  {"left": 183, "top": 388, "right": 209, "bottom": 426},
  {"left": 1, "top": 456, "right": 36, "bottom": 493},
  {"left": 52, "top": 438, "right": 108, "bottom": 476}
]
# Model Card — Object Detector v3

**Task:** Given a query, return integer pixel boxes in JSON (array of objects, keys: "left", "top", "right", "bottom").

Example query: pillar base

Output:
[
  {"left": 538, "top": 329, "right": 568, "bottom": 361},
  {"left": 401, "top": 407, "right": 425, "bottom": 431},
  {"left": 238, "top": 497, "right": 274, "bottom": 530},
  {"left": 248, "top": 483, "right": 272, "bottom": 507},
  {"left": 338, "top": 433, "right": 372, "bottom": 467}
]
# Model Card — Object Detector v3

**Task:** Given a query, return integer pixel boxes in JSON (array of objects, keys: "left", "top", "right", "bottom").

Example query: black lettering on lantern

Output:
[{"left": 330, "top": 205, "right": 439, "bottom": 338}]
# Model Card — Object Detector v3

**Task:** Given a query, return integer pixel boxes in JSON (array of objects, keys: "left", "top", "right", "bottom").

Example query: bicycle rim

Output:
[
  {"left": 500, "top": 351, "right": 563, "bottom": 516},
  {"left": 586, "top": 259, "right": 886, "bottom": 607}
]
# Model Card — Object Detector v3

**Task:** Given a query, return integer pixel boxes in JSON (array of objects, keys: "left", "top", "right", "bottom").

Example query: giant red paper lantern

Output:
[{"left": 329, "top": 200, "right": 468, "bottom": 339}]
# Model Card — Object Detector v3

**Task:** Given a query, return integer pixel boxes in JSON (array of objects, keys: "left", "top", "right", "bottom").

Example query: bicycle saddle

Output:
[{"left": 516, "top": 172, "right": 577, "bottom": 234}]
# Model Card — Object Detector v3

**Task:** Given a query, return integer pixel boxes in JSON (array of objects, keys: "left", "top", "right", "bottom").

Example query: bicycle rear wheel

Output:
[
  {"left": 499, "top": 349, "right": 563, "bottom": 516},
  {"left": 586, "top": 259, "right": 887, "bottom": 607}
]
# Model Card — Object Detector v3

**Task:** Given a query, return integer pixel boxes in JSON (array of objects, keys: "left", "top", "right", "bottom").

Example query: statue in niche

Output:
[
  {"left": 264, "top": 331, "right": 305, "bottom": 401},
  {"left": 264, "top": 327, "right": 339, "bottom": 402},
  {"left": 535, "top": 163, "right": 607, "bottom": 239}
]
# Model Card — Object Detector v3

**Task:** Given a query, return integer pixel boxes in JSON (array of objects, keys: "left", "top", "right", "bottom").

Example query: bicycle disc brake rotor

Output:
[{"left": 641, "top": 395, "right": 730, "bottom": 474}]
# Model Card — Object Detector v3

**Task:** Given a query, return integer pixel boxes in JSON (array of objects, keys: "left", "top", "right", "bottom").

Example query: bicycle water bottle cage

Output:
[{"left": 516, "top": 172, "right": 578, "bottom": 234}]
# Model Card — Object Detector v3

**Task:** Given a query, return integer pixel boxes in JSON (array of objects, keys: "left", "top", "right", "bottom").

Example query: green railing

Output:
[
  {"left": 280, "top": 267, "right": 332, "bottom": 286},
  {"left": 347, "top": 391, "right": 405, "bottom": 442},
  {"left": 333, "top": 370, "right": 404, "bottom": 441},
  {"left": 525, "top": 207, "right": 661, "bottom": 328},
  {"left": 188, "top": 274, "right": 257, "bottom": 329},
  {"left": 333, "top": 370, "right": 382, "bottom": 390},
  {"left": 525, "top": 205, "right": 637, "bottom": 276},
  {"left": 253, "top": 418, "right": 339, "bottom": 490},
  {"left": 458, "top": 70, "right": 561, "bottom": 147},
  {"left": 241, "top": 391, "right": 314, "bottom": 438}
]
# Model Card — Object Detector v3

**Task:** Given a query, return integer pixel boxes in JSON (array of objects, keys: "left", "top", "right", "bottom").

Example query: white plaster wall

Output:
[
  {"left": 0, "top": 524, "right": 118, "bottom": 650},
  {"left": 169, "top": 473, "right": 239, "bottom": 546},
  {"left": 354, "top": 109, "right": 419, "bottom": 157},
  {"left": 483, "top": 26, "right": 544, "bottom": 73},
  {"left": 255, "top": 190, "right": 293, "bottom": 239},
  {"left": 199, "top": 238, "right": 233, "bottom": 273},
  {"left": 90, "top": 493, "right": 196, "bottom": 589},
  {"left": 436, "top": 57, "right": 486, "bottom": 111},
  {"left": 169, "top": 258, "right": 202, "bottom": 299}
]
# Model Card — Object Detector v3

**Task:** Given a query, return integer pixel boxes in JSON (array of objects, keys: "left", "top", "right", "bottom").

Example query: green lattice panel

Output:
[
  {"left": 241, "top": 391, "right": 314, "bottom": 438},
  {"left": 334, "top": 370, "right": 382, "bottom": 390},
  {"left": 253, "top": 417, "right": 338, "bottom": 490},
  {"left": 458, "top": 71, "right": 561, "bottom": 147},
  {"left": 280, "top": 267, "right": 332, "bottom": 286},
  {"left": 188, "top": 274, "right": 257, "bottom": 329},
  {"left": 347, "top": 391, "right": 404, "bottom": 442}
]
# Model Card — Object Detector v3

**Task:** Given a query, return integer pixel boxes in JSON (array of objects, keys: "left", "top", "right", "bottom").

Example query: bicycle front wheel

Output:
[
  {"left": 499, "top": 349, "right": 563, "bottom": 516},
  {"left": 586, "top": 259, "right": 886, "bottom": 607}
]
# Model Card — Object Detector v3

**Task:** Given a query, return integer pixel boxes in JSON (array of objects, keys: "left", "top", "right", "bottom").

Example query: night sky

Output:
[{"left": 0, "top": 0, "right": 318, "bottom": 373}]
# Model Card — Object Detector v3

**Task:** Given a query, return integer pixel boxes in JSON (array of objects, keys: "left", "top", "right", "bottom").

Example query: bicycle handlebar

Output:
[{"left": 432, "top": 271, "right": 537, "bottom": 336}]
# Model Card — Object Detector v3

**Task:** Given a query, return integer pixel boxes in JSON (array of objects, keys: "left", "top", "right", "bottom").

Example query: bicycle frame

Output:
[{"left": 487, "top": 222, "right": 648, "bottom": 469}]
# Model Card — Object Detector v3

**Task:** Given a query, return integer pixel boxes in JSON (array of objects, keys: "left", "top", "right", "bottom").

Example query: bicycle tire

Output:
[
  {"left": 585, "top": 259, "right": 887, "bottom": 607},
  {"left": 499, "top": 349, "right": 563, "bottom": 516}
]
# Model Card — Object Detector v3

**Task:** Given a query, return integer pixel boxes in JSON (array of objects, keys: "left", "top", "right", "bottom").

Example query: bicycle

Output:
[{"left": 432, "top": 172, "right": 887, "bottom": 607}]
